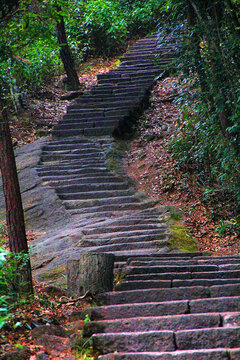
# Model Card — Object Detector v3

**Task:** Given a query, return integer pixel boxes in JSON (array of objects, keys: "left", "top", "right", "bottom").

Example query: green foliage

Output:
[
  {"left": 0, "top": 0, "right": 164, "bottom": 105},
  {"left": 216, "top": 218, "right": 239, "bottom": 237},
  {"left": 70, "top": 0, "right": 161, "bottom": 57},
  {"left": 0, "top": 248, "right": 31, "bottom": 329},
  {"left": 158, "top": 0, "right": 240, "bottom": 209},
  {"left": 78, "top": 0, "right": 128, "bottom": 56}
]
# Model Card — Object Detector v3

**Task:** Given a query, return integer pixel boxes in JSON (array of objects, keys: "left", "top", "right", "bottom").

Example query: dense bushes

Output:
[
  {"left": 158, "top": 1, "right": 240, "bottom": 210},
  {"left": 65, "top": 0, "right": 162, "bottom": 57},
  {"left": 0, "top": 247, "right": 30, "bottom": 328}
]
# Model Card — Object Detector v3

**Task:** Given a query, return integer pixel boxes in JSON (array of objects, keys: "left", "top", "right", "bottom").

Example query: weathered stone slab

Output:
[
  {"left": 190, "top": 297, "right": 240, "bottom": 313},
  {"left": 93, "top": 331, "right": 175, "bottom": 354},
  {"left": 98, "top": 349, "right": 229, "bottom": 359},
  {"left": 84, "top": 300, "right": 189, "bottom": 320},
  {"left": 99, "top": 286, "right": 210, "bottom": 305},
  {"left": 176, "top": 328, "right": 240, "bottom": 350}
]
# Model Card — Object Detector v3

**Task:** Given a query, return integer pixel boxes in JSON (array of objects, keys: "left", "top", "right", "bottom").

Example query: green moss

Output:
[
  {"left": 40, "top": 265, "right": 66, "bottom": 284},
  {"left": 106, "top": 140, "right": 129, "bottom": 173},
  {"left": 169, "top": 220, "right": 198, "bottom": 252},
  {"left": 165, "top": 206, "right": 197, "bottom": 252},
  {"left": 166, "top": 205, "right": 183, "bottom": 221}
]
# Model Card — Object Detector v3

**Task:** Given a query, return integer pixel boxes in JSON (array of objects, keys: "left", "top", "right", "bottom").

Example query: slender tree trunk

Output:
[
  {"left": 56, "top": 6, "right": 80, "bottom": 91},
  {"left": 0, "top": 88, "right": 33, "bottom": 294}
]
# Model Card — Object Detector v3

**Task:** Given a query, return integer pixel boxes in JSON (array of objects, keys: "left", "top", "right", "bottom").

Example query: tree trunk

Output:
[
  {"left": 67, "top": 253, "right": 115, "bottom": 297},
  {"left": 0, "top": 90, "right": 33, "bottom": 294},
  {"left": 56, "top": 6, "right": 80, "bottom": 91}
]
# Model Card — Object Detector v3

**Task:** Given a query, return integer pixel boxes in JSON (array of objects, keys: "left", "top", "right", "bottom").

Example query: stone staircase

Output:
[
  {"left": 36, "top": 34, "right": 240, "bottom": 358},
  {"left": 52, "top": 34, "right": 171, "bottom": 138},
  {"left": 83, "top": 254, "right": 240, "bottom": 359},
  {"left": 36, "top": 34, "right": 174, "bottom": 257}
]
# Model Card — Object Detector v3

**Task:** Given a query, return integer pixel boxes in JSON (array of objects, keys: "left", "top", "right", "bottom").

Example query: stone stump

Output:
[{"left": 67, "top": 253, "right": 115, "bottom": 297}]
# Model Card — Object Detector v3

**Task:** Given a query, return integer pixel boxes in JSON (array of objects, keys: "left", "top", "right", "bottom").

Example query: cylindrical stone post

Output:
[{"left": 67, "top": 253, "right": 115, "bottom": 297}]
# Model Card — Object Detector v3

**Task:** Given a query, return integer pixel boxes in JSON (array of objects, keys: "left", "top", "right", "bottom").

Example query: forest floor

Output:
[
  {"left": 125, "top": 77, "right": 240, "bottom": 256},
  {"left": 1, "top": 56, "right": 239, "bottom": 359}
]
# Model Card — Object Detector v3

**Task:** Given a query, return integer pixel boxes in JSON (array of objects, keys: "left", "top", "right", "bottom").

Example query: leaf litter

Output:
[{"left": 125, "top": 77, "right": 240, "bottom": 256}]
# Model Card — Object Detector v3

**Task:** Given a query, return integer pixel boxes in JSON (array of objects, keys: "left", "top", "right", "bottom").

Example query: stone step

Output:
[
  {"left": 116, "top": 278, "right": 240, "bottom": 291},
  {"left": 127, "top": 49, "right": 158, "bottom": 55},
  {"left": 100, "top": 217, "right": 165, "bottom": 226},
  {"left": 98, "top": 78, "right": 153, "bottom": 86},
  {"left": 75, "top": 94, "right": 141, "bottom": 103},
  {"left": 120, "top": 54, "right": 156, "bottom": 61},
  {"left": 85, "top": 234, "right": 169, "bottom": 244},
  {"left": 84, "top": 223, "right": 167, "bottom": 235},
  {"left": 115, "top": 252, "right": 204, "bottom": 262},
  {"left": 45, "top": 137, "right": 94, "bottom": 145},
  {"left": 61, "top": 114, "right": 125, "bottom": 122},
  {"left": 83, "top": 237, "right": 169, "bottom": 248},
  {"left": 116, "top": 69, "right": 161, "bottom": 77},
  {"left": 37, "top": 168, "right": 112, "bottom": 176},
  {"left": 105, "top": 249, "right": 168, "bottom": 258},
  {"left": 40, "top": 174, "right": 125, "bottom": 183},
  {"left": 58, "top": 117, "right": 123, "bottom": 125},
  {"left": 40, "top": 153, "right": 103, "bottom": 162},
  {"left": 96, "top": 74, "right": 154, "bottom": 83},
  {"left": 90, "top": 85, "right": 146, "bottom": 94},
  {"left": 59, "top": 189, "right": 134, "bottom": 200},
  {"left": 55, "top": 182, "right": 129, "bottom": 193},
  {"left": 197, "top": 258, "right": 240, "bottom": 265},
  {"left": 92, "top": 330, "right": 175, "bottom": 354},
  {"left": 83, "top": 313, "right": 224, "bottom": 337},
  {"left": 63, "top": 195, "right": 143, "bottom": 209},
  {"left": 78, "top": 109, "right": 128, "bottom": 119},
  {"left": 136, "top": 39, "right": 158, "bottom": 44},
  {"left": 93, "top": 327, "right": 240, "bottom": 353},
  {"left": 98, "top": 349, "right": 237, "bottom": 360},
  {"left": 128, "top": 45, "right": 157, "bottom": 51},
  {"left": 83, "top": 240, "right": 167, "bottom": 253},
  {"left": 69, "top": 210, "right": 132, "bottom": 219},
  {"left": 63, "top": 111, "right": 104, "bottom": 119},
  {"left": 125, "top": 270, "right": 240, "bottom": 281},
  {"left": 126, "top": 265, "right": 219, "bottom": 274},
  {"left": 85, "top": 297, "right": 240, "bottom": 321},
  {"left": 175, "top": 327, "right": 240, "bottom": 350},
  {"left": 114, "top": 69, "right": 160, "bottom": 78},
  {"left": 37, "top": 162, "right": 109, "bottom": 170},
  {"left": 129, "top": 260, "right": 200, "bottom": 266},
  {"left": 42, "top": 144, "right": 100, "bottom": 152},
  {"left": 67, "top": 201, "right": 155, "bottom": 214},
  {"left": 84, "top": 229, "right": 168, "bottom": 239},
  {"left": 40, "top": 160, "right": 106, "bottom": 168},
  {"left": 53, "top": 127, "right": 115, "bottom": 137},
  {"left": 98, "top": 284, "right": 240, "bottom": 305},
  {"left": 127, "top": 257, "right": 240, "bottom": 266},
  {"left": 67, "top": 100, "right": 136, "bottom": 110},
  {"left": 55, "top": 120, "right": 120, "bottom": 130}
]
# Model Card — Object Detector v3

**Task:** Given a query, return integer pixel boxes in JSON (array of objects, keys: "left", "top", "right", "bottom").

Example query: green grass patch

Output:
[
  {"left": 166, "top": 206, "right": 198, "bottom": 252},
  {"left": 106, "top": 139, "right": 129, "bottom": 173},
  {"left": 169, "top": 221, "right": 198, "bottom": 253},
  {"left": 40, "top": 265, "right": 66, "bottom": 285}
]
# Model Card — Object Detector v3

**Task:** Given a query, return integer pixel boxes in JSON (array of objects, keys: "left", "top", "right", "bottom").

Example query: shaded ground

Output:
[
  {"left": 0, "top": 281, "right": 91, "bottom": 360},
  {"left": 125, "top": 77, "right": 240, "bottom": 256}
]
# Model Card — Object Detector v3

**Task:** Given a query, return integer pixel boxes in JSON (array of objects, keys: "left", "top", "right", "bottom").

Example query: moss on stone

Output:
[
  {"left": 106, "top": 139, "right": 129, "bottom": 173},
  {"left": 169, "top": 220, "right": 198, "bottom": 252},
  {"left": 166, "top": 206, "right": 198, "bottom": 252},
  {"left": 40, "top": 265, "right": 66, "bottom": 284}
]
